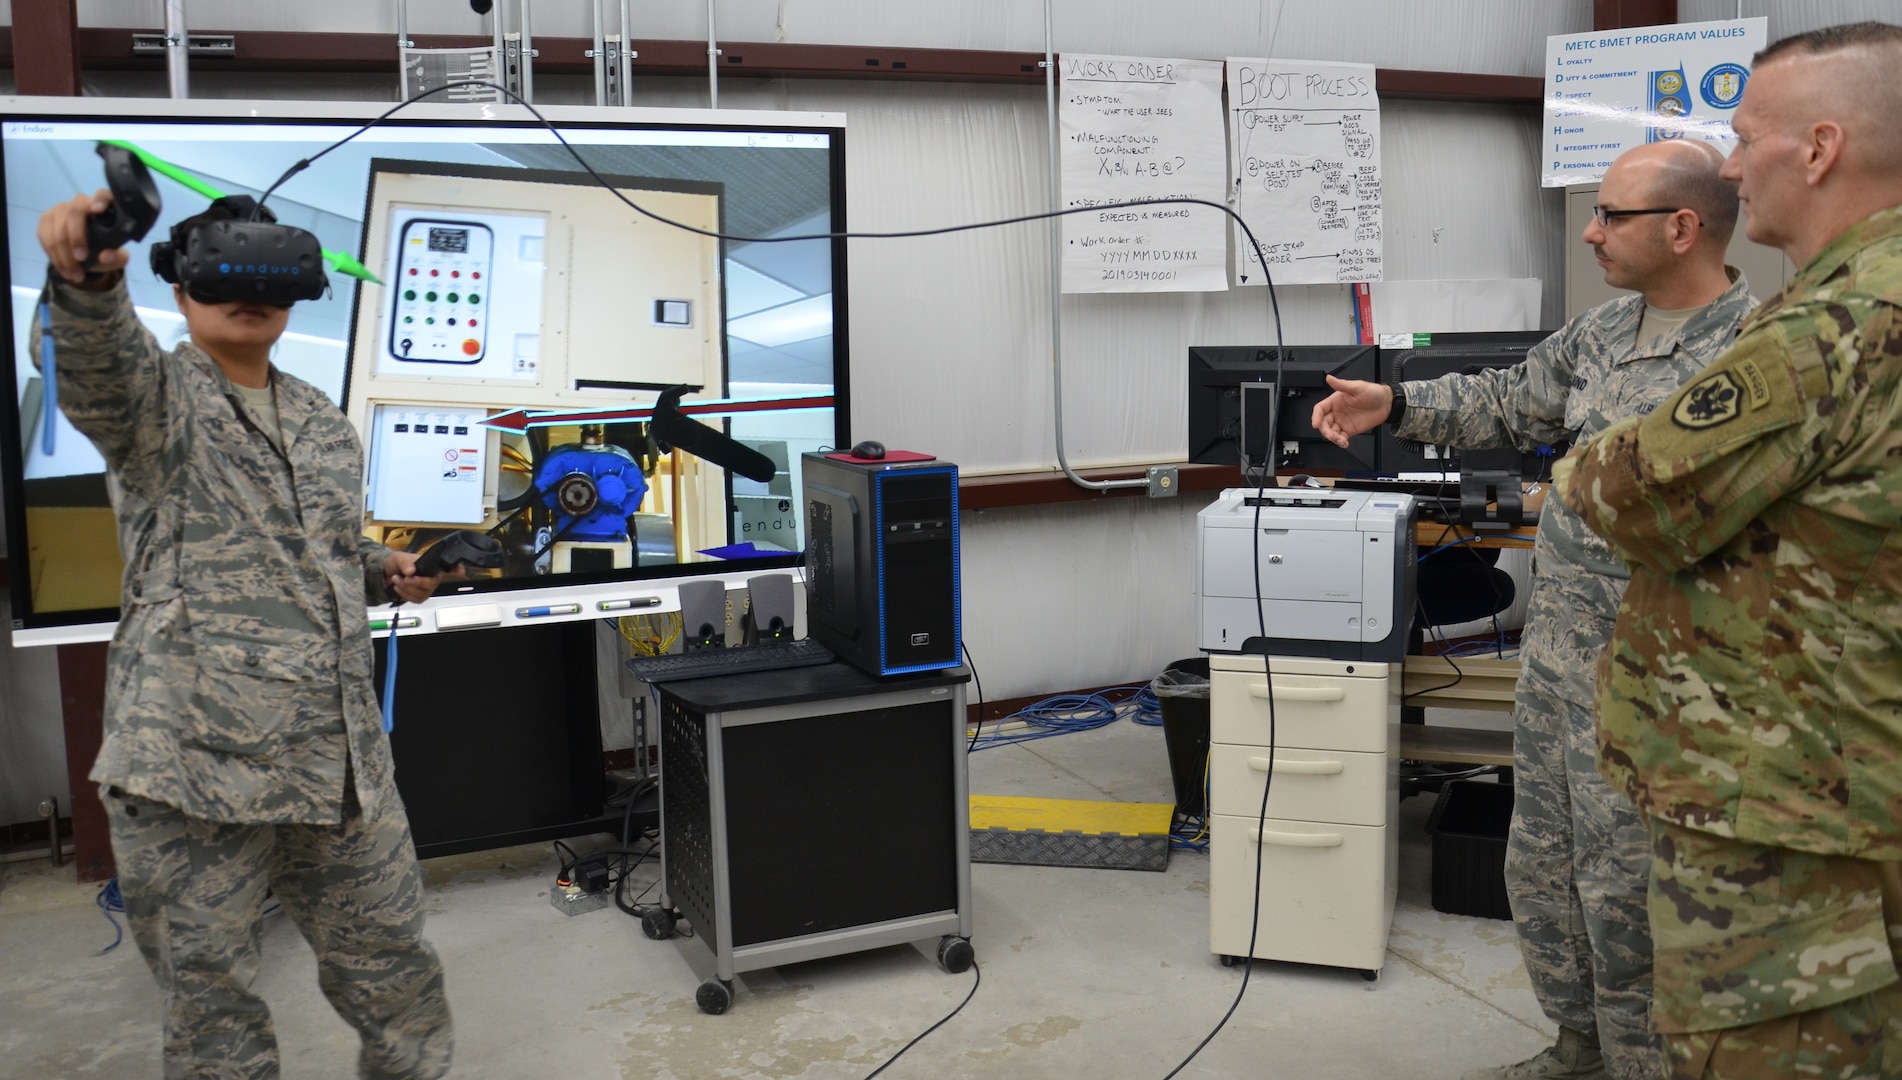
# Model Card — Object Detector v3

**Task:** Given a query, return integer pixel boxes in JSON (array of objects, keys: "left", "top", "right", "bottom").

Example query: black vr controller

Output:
[
  {"left": 389, "top": 530, "right": 506, "bottom": 609},
  {"left": 82, "top": 144, "right": 162, "bottom": 269},
  {"left": 149, "top": 195, "right": 330, "bottom": 306},
  {"left": 412, "top": 530, "right": 507, "bottom": 579}
]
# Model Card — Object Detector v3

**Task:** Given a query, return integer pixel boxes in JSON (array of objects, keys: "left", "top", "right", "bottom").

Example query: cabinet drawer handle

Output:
[
  {"left": 1248, "top": 756, "right": 1343, "bottom": 775},
  {"left": 1246, "top": 683, "right": 1346, "bottom": 703},
  {"left": 1248, "top": 828, "right": 1343, "bottom": 848}
]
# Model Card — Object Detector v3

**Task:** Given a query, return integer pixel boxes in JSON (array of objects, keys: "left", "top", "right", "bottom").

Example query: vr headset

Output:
[{"left": 149, "top": 195, "right": 329, "bottom": 306}]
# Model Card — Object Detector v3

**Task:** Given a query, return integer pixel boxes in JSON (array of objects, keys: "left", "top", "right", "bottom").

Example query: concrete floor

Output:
[{"left": 0, "top": 711, "right": 1551, "bottom": 1078}]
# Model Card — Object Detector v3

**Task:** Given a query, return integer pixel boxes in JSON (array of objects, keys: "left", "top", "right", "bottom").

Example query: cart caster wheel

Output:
[
  {"left": 1361, "top": 969, "right": 1379, "bottom": 982},
  {"left": 937, "top": 936, "right": 974, "bottom": 974},
  {"left": 640, "top": 909, "right": 676, "bottom": 940},
  {"left": 1218, "top": 954, "right": 1244, "bottom": 968},
  {"left": 696, "top": 978, "right": 733, "bottom": 1015}
]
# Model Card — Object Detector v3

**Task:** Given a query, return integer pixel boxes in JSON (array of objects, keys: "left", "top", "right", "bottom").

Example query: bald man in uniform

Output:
[
  {"left": 1315, "top": 139, "right": 1753, "bottom": 1080},
  {"left": 1556, "top": 22, "right": 1902, "bottom": 1078}
]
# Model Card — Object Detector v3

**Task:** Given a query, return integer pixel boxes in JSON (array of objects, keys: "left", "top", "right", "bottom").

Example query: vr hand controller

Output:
[
  {"left": 412, "top": 530, "right": 507, "bottom": 580},
  {"left": 45, "top": 145, "right": 164, "bottom": 457},
  {"left": 391, "top": 530, "right": 506, "bottom": 608},
  {"left": 83, "top": 143, "right": 163, "bottom": 270}
]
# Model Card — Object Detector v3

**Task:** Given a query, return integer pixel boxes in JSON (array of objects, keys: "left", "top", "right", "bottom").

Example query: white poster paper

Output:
[
  {"left": 1059, "top": 55, "right": 1228, "bottom": 293},
  {"left": 1542, "top": 18, "right": 1766, "bottom": 187},
  {"left": 1225, "top": 58, "right": 1383, "bottom": 287},
  {"left": 1369, "top": 279, "right": 1543, "bottom": 337}
]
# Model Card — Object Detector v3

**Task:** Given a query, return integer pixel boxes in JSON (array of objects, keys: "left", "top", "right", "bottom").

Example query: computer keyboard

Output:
[{"left": 625, "top": 638, "right": 836, "bottom": 684}]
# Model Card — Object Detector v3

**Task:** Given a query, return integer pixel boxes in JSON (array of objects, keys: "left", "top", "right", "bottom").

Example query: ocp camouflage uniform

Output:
[
  {"left": 33, "top": 277, "right": 453, "bottom": 1079},
  {"left": 1396, "top": 271, "right": 1754, "bottom": 1080},
  {"left": 1556, "top": 205, "right": 1902, "bottom": 1078}
]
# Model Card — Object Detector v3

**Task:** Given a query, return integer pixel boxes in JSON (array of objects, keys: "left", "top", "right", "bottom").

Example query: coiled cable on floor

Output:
[{"left": 96, "top": 875, "right": 125, "bottom": 955}]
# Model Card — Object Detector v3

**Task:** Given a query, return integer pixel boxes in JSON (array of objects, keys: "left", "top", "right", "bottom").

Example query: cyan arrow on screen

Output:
[{"left": 99, "top": 139, "right": 382, "bottom": 285}]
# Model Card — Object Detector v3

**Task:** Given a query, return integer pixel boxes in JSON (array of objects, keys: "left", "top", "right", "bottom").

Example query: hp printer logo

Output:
[{"left": 910, "top": 632, "right": 931, "bottom": 646}]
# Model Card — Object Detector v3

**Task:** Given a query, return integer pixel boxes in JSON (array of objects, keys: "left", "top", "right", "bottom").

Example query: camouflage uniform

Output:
[
  {"left": 34, "top": 277, "right": 452, "bottom": 1078},
  {"left": 1556, "top": 206, "right": 1902, "bottom": 1077},
  {"left": 1397, "top": 271, "right": 1754, "bottom": 1080}
]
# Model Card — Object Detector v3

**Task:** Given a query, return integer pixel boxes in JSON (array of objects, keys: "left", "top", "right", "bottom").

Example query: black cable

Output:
[
  {"left": 247, "top": 82, "right": 1290, "bottom": 362},
  {"left": 962, "top": 641, "right": 986, "bottom": 753},
  {"left": 862, "top": 960, "right": 981, "bottom": 1080},
  {"left": 1403, "top": 594, "right": 1465, "bottom": 702},
  {"left": 1161, "top": 239, "right": 1287, "bottom": 1080}
]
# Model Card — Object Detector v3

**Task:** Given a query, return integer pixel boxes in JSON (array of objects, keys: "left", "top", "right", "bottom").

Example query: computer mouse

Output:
[{"left": 851, "top": 440, "right": 886, "bottom": 460}]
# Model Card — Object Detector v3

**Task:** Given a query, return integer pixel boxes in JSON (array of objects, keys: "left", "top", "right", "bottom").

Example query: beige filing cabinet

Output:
[{"left": 1207, "top": 654, "right": 1401, "bottom": 980}]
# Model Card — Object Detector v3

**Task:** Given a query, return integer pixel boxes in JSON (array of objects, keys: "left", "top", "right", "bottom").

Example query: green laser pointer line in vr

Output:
[{"left": 99, "top": 139, "right": 381, "bottom": 285}]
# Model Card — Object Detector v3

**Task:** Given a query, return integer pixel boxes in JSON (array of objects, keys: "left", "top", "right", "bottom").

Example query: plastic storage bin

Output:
[{"left": 1424, "top": 779, "right": 1514, "bottom": 920}]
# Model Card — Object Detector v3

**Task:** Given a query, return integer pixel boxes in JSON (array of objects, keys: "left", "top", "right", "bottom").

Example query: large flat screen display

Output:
[{"left": 0, "top": 98, "right": 847, "bottom": 642}]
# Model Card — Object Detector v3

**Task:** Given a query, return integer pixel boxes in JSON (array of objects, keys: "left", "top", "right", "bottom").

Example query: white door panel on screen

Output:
[{"left": 365, "top": 404, "right": 498, "bottom": 527}]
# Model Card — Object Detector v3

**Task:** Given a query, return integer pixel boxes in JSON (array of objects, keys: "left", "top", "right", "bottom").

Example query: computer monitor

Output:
[
  {"left": 1187, "top": 345, "right": 1380, "bottom": 475},
  {"left": 1377, "top": 335, "right": 1566, "bottom": 481},
  {"left": 0, "top": 98, "right": 848, "bottom": 640}
]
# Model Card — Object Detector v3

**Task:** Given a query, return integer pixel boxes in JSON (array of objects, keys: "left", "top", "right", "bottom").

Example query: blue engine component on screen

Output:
[{"left": 535, "top": 439, "right": 648, "bottom": 542}]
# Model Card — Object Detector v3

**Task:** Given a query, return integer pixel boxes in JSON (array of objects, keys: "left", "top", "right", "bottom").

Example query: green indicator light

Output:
[
  {"left": 425, "top": 317, "right": 435, "bottom": 325},
  {"left": 404, "top": 289, "right": 416, "bottom": 301},
  {"left": 403, "top": 315, "right": 413, "bottom": 324},
  {"left": 447, "top": 292, "right": 459, "bottom": 303},
  {"left": 425, "top": 291, "right": 438, "bottom": 302},
  {"left": 469, "top": 293, "right": 480, "bottom": 304}
]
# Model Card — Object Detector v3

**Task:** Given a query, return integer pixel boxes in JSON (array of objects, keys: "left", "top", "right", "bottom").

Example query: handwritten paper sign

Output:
[
  {"left": 1542, "top": 18, "right": 1765, "bottom": 186},
  {"left": 1059, "top": 55, "right": 1228, "bottom": 293},
  {"left": 1225, "top": 58, "right": 1383, "bottom": 286}
]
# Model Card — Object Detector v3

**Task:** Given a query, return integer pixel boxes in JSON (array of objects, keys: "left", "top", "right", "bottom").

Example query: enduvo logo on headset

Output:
[{"left": 150, "top": 194, "right": 329, "bottom": 305}]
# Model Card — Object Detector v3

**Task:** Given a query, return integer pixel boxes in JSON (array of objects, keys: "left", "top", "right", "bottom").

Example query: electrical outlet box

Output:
[
  {"left": 1147, "top": 466, "right": 1180, "bottom": 498},
  {"left": 549, "top": 884, "right": 611, "bottom": 917}
]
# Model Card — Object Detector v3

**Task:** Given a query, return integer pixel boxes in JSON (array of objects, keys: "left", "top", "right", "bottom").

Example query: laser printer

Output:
[{"left": 1196, "top": 487, "right": 1417, "bottom": 662}]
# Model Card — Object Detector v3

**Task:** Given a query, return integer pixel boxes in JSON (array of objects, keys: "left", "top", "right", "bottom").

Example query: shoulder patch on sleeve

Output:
[
  {"left": 1671, "top": 369, "right": 1745, "bottom": 429},
  {"left": 1636, "top": 329, "right": 1807, "bottom": 483}
]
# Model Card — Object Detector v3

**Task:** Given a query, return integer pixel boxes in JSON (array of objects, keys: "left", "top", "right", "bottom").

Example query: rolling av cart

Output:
[{"left": 637, "top": 661, "right": 975, "bottom": 1014}]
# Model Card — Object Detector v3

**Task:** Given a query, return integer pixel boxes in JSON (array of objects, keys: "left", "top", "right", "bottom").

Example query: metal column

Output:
[{"left": 163, "top": 0, "right": 189, "bottom": 98}]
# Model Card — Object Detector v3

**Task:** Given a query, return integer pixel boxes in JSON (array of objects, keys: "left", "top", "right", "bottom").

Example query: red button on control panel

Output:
[{"left": 461, "top": 339, "right": 481, "bottom": 356}]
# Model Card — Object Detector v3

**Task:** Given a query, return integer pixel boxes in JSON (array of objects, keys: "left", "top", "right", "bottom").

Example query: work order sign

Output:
[{"left": 1541, "top": 17, "right": 1764, "bottom": 187}]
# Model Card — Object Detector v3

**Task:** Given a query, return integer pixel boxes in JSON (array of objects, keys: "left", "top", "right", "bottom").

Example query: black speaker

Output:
[
  {"left": 745, "top": 573, "right": 796, "bottom": 643},
  {"left": 803, "top": 453, "right": 960, "bottom": 676},
  {"left": 677, "top": 579, "right": 728, "bottom": 650}
]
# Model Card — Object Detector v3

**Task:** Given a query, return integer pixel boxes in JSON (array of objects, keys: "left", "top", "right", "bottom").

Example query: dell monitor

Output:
[
  {"left": 1377, "top": 336, "right": 1567, "bottom": 482},
  {"left": 1187, "top": 345, "right": 1380, "bottom": 477}
]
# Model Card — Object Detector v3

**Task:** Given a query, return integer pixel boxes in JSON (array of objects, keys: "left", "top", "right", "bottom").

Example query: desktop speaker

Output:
[
  {"left": 677, "top": 579, "right": 728, "bottom": 651},
  {"left": 745, "top": 573, "right": 797, "bottom": 643},
  {"left": 803, "top": 452, "right": 961, "bottom": 676}
]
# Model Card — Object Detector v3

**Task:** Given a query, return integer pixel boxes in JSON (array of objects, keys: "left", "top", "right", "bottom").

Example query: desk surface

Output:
[{"left": 652, "top": 660, "right": 970, "bottom": 712}]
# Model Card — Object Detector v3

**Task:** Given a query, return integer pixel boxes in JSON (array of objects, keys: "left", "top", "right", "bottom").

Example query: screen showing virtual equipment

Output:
[{"left": 0, "top": 102, "right": 846, "bottom": 638}]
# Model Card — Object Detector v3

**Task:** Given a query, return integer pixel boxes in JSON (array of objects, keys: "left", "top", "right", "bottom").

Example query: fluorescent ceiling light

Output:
[
  {"left": 724, "top": 260, "right": 805, "bottom": 318},
  {"left": 729, "top": 295, "right": 833, "bottom": 347}
]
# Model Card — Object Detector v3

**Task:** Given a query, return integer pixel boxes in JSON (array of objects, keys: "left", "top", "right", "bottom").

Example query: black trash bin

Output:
[
  {"left": 1155, "top": 657, "right": 1211, "bottom": 819},
  {"left": 1424, "top": 779, "right": 1515, "bottom": 920}
]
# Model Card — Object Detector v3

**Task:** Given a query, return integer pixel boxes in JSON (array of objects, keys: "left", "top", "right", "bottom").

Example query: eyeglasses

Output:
[{"left": 1591, "top": 205, "right": 1692, "bottom": 227}]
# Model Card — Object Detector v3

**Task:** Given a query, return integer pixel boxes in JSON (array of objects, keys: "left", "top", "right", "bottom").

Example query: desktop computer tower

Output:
[{"left": 802, "top": 453, "right": 961, "bottom": 676}]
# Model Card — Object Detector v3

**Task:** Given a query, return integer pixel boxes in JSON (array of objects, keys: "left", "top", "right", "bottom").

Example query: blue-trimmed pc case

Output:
[{"left": 802, "top": 453, "right": 961, "bottom": 676}]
